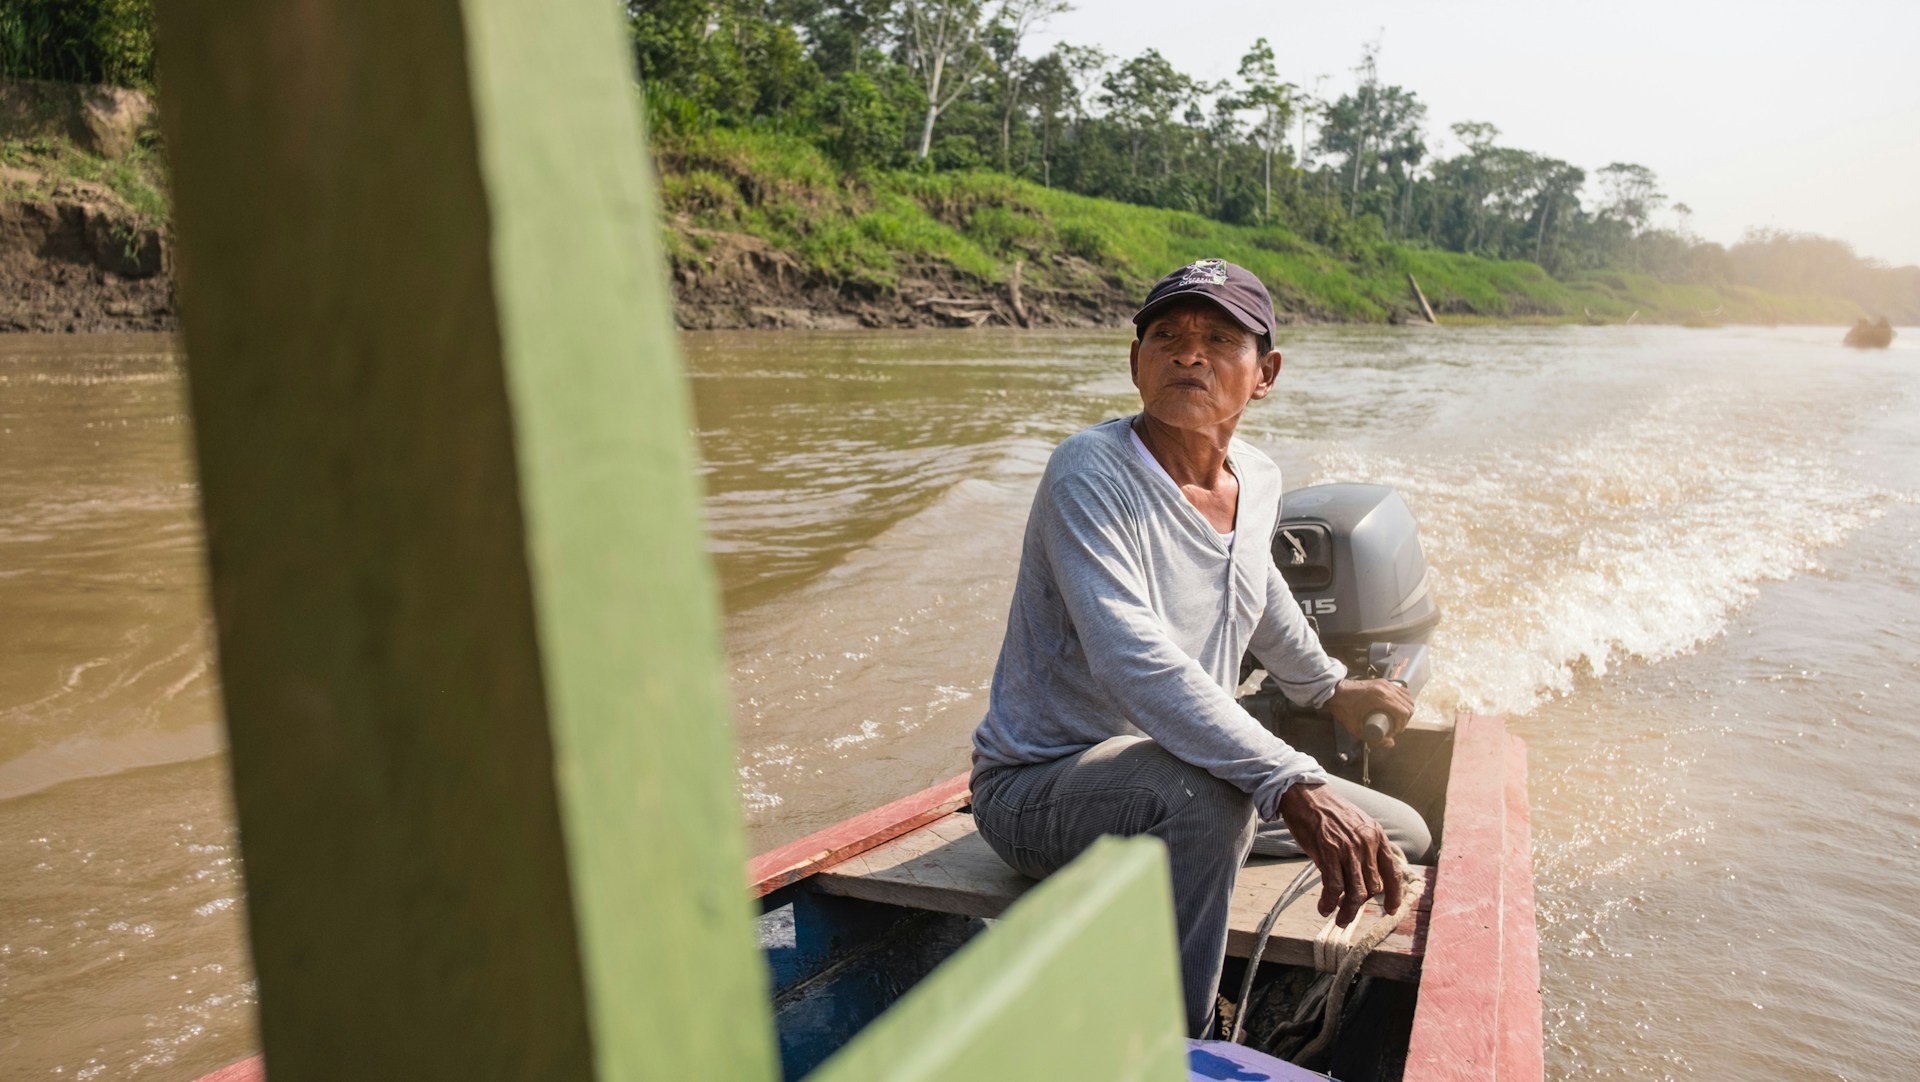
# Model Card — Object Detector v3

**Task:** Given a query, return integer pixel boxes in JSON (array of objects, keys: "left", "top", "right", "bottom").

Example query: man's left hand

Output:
[
  {"left": 1277, "top": 781, "right": 1403, "bottom": 926},
  {"left": 1325, "top": 678, "right": 1413, "bottom": 748}
]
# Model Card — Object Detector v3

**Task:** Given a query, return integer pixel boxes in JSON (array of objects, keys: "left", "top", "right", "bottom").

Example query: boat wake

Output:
[{"left": 1312, "top": 378, "right": 1896, "bottom": 719}]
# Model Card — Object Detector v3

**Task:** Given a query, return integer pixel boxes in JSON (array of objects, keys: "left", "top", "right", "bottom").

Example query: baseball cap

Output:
[{"left": 1132, "top": 258, "right": 1277, "bottom": 338}]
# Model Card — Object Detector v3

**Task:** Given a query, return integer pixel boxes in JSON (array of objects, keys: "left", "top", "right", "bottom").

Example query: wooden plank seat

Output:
[{"left": 809, "top": 811, "right": 1430, "bottom": 982}]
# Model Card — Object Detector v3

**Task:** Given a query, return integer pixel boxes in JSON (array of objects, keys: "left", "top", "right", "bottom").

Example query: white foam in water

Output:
[{"left": 1315, "top": 381, "right": 1893, "bottom": 719}]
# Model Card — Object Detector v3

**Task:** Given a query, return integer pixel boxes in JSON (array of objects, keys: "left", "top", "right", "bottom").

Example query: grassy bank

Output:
[
  {"left": 0, "top": 119, "right": 1864, "bottom": 330},
  {"left": 658, "top": 128, "right": 1858, "bottom": 326},
  {"left": 0, "top": 133, "right": 168, "bottom": 225}
]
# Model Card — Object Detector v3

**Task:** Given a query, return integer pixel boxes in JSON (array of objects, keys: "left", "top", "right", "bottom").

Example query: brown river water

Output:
[{"left": 2, "top": 326, "right": 1918, "bottom": 1079}]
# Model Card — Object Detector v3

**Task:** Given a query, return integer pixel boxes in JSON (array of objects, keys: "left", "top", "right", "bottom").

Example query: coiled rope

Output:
[{"left": 1228, "top": 852, "right": 1426, "bottom": 1063}]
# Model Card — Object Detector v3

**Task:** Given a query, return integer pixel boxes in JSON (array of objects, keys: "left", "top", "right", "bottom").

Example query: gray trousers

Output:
[{"left": 970, "top": 735, "right": 1432, "bottom": 1038}]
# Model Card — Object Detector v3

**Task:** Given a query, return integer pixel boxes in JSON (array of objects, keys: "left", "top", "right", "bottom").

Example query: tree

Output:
[
  {"left": 1232, "top": 38, "right": 1296, "bottom": 224},
  {"left": 1596, "top": 162, "right": 1664, "bottom": 234},
  {"left": 1340, "top": 38, "right": 1379, "bottom": 214},
  {"left": 985, "top": 0, "right": 1071, "bottom": 171},
  {"left": 0, "top": 0, "right": 156, "bottom": 86},
  {"left": 899, "top": 0, "right": 995, "bottom": 160},
  {"left": 1450, "top": 120, "right": 1498, "bottom": 153},
  {"left": 795, "top": 0, "right": 899, "bottom": 77},
  {"left": 1319, "top": 75, "right": 1425, "bottom": 224},
  {"left": 628, "top": 0, "right": 821, "bottom": 130},
  {"left": 812, "top": 69, "right": 908, "bottom": 169},
  {"left": 1100, "top": 48, "right": 1195, "bottom": 181},
  {"left": 1671, "top": 201, "right": 1694, "bottom": 239},
  {"left": 1020, "top": 47, "right": 1073, "bottom": 185},
  {"left": 1531, "top": 158, "right": 1584, "bottom": 268}
]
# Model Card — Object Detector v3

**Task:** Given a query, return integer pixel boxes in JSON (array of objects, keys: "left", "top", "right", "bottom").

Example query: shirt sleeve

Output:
[
  {"left": 1248, "top": 554, "right": 1349, "bottom": 710},
  {"left": 1038, "top": 470, "right": 1328, "bottom": 819}
]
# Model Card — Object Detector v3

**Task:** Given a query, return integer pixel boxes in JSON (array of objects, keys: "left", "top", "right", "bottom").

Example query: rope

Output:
[
  {"left": 1228, "top": 852, "right": 1426, "bottom": 1062},
  {"left": 1293, "top": 854, "right": 1425, "bottom": 1065},
  {"left": 1226, "top": 862, "right": 1320, "bottom": 1045}
]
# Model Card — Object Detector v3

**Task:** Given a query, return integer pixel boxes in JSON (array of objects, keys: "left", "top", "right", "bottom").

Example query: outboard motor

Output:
[{"left": 1251, "top": 483, "right": 1441, "bottom": 778}]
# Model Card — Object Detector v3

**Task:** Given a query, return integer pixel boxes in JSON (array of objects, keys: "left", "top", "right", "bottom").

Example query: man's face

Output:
[{"left": 1129, "top": 299, "right": 1282, "bottom": 433}]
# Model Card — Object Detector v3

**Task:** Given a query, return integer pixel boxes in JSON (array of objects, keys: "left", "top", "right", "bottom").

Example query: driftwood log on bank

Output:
[
  {"left": 1008, "top": 257, "right": 1031, "bottom": 327},
  {"left": 1407, "top": 272, "right": 1439, "bottom": 325}
]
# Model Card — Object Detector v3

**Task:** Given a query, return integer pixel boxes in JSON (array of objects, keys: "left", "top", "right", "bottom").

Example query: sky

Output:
[{"left": 1032, "top": 0, "right": 1920, "bottom": 266}]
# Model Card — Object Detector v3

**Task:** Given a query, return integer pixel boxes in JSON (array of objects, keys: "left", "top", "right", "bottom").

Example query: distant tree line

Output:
[
  {"left": 6, "top": 0, "right": 1913, "bottom": 319},
  {"left": 630, "top": 0, "right": 1919, "bottom": 318}
]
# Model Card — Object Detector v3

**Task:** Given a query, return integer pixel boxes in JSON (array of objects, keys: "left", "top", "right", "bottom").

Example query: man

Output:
[{"left": 969, "top": 258, "right": 1432, "bottom": 1038}]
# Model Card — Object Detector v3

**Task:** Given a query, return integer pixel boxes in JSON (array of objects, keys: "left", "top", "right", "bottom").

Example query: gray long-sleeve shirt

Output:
[{"left": 971, "top": 415, "right": 1343, "bottom": 820}]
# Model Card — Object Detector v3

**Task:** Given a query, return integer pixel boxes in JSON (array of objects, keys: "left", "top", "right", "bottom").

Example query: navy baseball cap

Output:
[{"left": 1132, "top": 258, "right": 1277, "bottom": 338}]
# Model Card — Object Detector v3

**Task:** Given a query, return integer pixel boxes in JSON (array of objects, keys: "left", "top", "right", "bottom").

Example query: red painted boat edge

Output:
[
  {"left": 746, "top": 771, "right": 972, "bottom": 897},
  {"left": 1497, "top": 729, "right": 1544, "bottom": 1080},
  {"left": 1402, "top": 712, "right": 1541, "bottom": 1082},
  {"left": 191, "top": 1055, "right": 264, "bottom": 1082}
]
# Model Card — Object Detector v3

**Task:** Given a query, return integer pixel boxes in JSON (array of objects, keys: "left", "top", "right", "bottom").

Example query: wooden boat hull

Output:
[
  {"left": 197, "top": 713, "right": 1537, "bottom": 1082},
  {"left": 750, "top": 712, "right": 1537, "bottom": 1081}
]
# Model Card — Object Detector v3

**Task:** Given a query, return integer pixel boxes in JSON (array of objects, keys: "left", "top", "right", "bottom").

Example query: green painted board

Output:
[{"left": 811, "top": 836, "right": 1189, "bottom": 1082}]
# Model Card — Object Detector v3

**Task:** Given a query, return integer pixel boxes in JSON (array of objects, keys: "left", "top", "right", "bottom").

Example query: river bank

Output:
[
  {"left": 1, "top": 81, "right": 172, "bottom": 333},
  {"left": 0, "top": 90, "right": 1872, "bottom": 334}
]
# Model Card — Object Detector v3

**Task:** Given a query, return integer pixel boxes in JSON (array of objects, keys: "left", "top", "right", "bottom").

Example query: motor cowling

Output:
[
  {"left": 1258, "top": 482, "right": 1442, "bottom": 778},
  {"left": 1272, "top": 483, "right": 1440, "bottom": 671}
]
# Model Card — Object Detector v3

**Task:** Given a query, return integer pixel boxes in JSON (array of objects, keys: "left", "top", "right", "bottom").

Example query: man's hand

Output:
[
  {"left": 1277, "top": 781, "right": 1403, "bottom": 926},
  {"left": 1324, "top": 678, "right": 1413, "bottom": 748}
]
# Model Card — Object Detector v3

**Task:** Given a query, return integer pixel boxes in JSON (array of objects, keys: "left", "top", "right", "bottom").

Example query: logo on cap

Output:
[{"left": 1177, "top": 258, "right": 1229, "bottom": 287}]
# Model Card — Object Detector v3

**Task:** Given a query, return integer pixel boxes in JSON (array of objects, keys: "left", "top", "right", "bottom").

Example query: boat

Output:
[
  {"left": 195, "top": 482, "right": 1541, "bottom": 1082},
  {"left": 199, "top": 708, "right": 1535, "bottom": 1082},
  {"left": 1844, "top": 317, "right": 1895, "bottom": 348},
  {"left": 751, "top": 718, "right": 1535, "bottom": 1082}
]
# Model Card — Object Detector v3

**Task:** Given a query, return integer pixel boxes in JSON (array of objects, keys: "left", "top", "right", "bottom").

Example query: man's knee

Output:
[
  {"left": 1389, "top": 809, "right": 1434, "bottom": 865},
  {"left": 1137, "top": 750, "right": 1256, "bottom": 857}
]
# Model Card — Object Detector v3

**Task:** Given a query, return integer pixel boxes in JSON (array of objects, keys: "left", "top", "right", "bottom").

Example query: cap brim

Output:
[{"left": 1132, "top": 289, "right": 1268, "bottom": 337}]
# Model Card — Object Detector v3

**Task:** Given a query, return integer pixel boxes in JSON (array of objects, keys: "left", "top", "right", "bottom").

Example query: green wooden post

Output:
[
  {"left": 158, "top": 0, "right": 773, "bottom": 1077},
  {"left": 158, "top": 0, "right": 1191, "bottom": 1078}
]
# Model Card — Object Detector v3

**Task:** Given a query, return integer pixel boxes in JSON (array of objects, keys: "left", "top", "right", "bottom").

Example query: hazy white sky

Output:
[{"left": 1033, "top": 0, "right": 1920, "bottom": 266}]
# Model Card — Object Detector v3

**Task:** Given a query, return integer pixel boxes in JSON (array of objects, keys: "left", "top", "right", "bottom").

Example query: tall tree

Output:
[
  {"left": 1532, "top": 158, "right": 1584, "bottom": 267},
  {"left": 899, "top": 0, "right": 994, "bottom": 160},
  {"left": 1100, "top": 48, "right": 1194, "bottom": 180},
  {"left": 1342, "top": 38, "right": 1379, "bottom": 214},
  {"left": 795, "top": 0, "right": 900, "bottom": 76},
  {"left": 985, "top": 0, "right": 1071, "bottom": 171},
  {"left": 1232, "top": 38, "right": 1296, "bottom": 224},
  {"left": 1596, "top": 162, "right": 1664, "bottom": 233},
  {"left": 1319, "top": 76, "right": 1424, "bottom": 222},
  {"left": 1021, "top": 47, "right": 1076, "bottom": 185}
]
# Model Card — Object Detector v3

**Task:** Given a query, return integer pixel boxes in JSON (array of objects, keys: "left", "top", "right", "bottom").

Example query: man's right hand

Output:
[
  {"left": 1325, "top": 677, "right": 1414, "bottom": 748},
  {"left": 1276, "top": 780, "right": 1403, "bottom": 926}
]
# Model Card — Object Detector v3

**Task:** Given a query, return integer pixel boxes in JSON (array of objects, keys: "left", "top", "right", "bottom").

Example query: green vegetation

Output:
[
  {"left": 632, "top": 0, "right": 1918, "bottom": 323},
  {"left": 0, "top": 133, "right": 169, "bottom": 226},
  {"left": 0, "top": 0, "right": 155, "bottom": 88},
  {"left": 2, "top": 0, "right": 1906, "bottom": 324},
  {"left": 659, "top": 127, "right": 1854, "bottom": 324}
]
